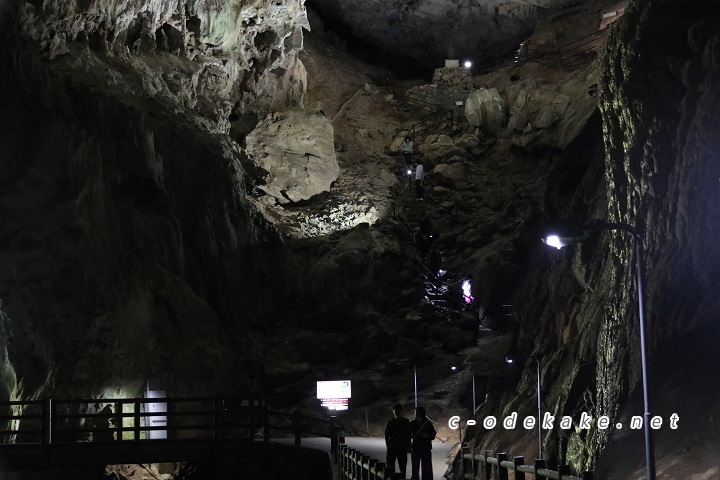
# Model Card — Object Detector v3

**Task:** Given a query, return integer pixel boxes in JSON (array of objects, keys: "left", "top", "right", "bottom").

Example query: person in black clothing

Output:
[
  {"left": 410, "top": 406, "right": 436, "bottom": 480},
  {"left": 385, "top": 403, "right": 412, "bottom": 478}
]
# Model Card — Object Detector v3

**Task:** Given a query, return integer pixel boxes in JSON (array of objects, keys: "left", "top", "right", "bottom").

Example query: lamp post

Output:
[
  {"left": 505, "top": 356, "right": 542, "bottom": 459},
  {"left": 450, "top": 364, "right": 476, "bottom": 413},
  {"left": 543, "top": 220, "right": 655, "bottom": 480}
]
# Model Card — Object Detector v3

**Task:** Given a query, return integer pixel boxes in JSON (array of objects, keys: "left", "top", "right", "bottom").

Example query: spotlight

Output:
[{"left": 464, "top": 60, "right": 472, "bottom": 68}]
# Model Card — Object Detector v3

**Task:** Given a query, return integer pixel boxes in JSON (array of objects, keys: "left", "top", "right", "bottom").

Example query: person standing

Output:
[
  {"left": 400, "top": 137, "right": 414, "bottom": 165},
  {"left": 415, "top": 161, "right": 425, "bottom": 200},
  {"left": 385, "top": 403, "right": 412, "bottom": 478},
  {"left": 410, "top": 406, "right": 436, "bottom": 480}
]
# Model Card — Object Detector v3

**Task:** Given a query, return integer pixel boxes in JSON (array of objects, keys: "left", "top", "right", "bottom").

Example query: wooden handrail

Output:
[{"left": 461, "top": 447, "right": 593, "bottom": 480}]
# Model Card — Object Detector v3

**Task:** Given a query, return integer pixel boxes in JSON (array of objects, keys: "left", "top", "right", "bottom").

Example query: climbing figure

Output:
[{"left": 400, "top": 137, "right": 414, "bottom": 165}]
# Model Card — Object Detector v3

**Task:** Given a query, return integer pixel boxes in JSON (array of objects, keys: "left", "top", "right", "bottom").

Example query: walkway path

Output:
[{"left": 273, "top": 435, "right": 455, "bottom": 479}]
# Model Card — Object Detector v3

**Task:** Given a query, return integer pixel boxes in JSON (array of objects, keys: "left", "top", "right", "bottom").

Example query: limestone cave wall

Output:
[
  {"left": 0, "top": 0, "right": 303, "bottom": 402},
  {"left": 466, "top": 0, "right": 720, "bottom": 476}
]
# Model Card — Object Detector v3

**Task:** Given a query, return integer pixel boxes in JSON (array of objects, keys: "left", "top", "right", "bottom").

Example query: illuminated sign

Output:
[{"left": 317, "top": 381, "right": 351, "bottom": 411}]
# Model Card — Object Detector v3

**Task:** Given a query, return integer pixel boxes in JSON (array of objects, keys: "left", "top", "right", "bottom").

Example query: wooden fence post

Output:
[
  {"left": 495, "top": 452, "right": 508, "bottom": 480},
  {"left": 534, "top": 459, "right": 546, "bottom": 479},
  {"left": 361, "top": 455, "right": 370, "bottom": 480},
  {"left": 513, "top": 456, "right": 525, "bottom": 480},
  {"left": 483, "top": 450, "right": 493, "bottom": 480},
  {"left": 338, "top": 444, "right": 345, "bottom": 474},
  {"left": 368, "top": 459, "right": 378, "bottom": 480}
]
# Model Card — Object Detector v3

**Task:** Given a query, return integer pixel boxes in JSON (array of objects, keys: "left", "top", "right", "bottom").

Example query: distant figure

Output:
[
  {"left": 415, "top": 161, "right": 425, "bottom": 200},
  {"left": 93, "top": 404, "right": 115, "bottom": 442},
  {"left": 410, "top": 406, "right": 436, "bottom": 480},
  {"left": 400, "top": 137, "right": 414, "bottom": 165},
  {"left": 385, "top": 404, "right": 412, "bottom": 478}
]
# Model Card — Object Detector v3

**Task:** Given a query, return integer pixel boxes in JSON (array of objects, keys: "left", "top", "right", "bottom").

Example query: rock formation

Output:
[{"left": 246, "top": 109, "right": 340, "bottom": 204}]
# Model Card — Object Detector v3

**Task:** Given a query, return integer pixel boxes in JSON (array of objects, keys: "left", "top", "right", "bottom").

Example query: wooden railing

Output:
[
  {"left": 339, "top": 444, "right": 394, "bottom": 480},
  {"left": 461, "top": 448, "right": 593, "bottom": 480}
]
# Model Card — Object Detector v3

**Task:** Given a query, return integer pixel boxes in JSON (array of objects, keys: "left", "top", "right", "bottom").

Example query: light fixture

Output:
[
  {"left": 464, "top": 60, "right": 472, "bottom": 68},
  {"left": 542, "top": 219, "right": 655, "bottom": 480}
]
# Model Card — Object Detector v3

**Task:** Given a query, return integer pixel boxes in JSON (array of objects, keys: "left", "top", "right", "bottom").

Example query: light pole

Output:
[
  {"left": 505, "top": 356, "right": 542, "bottom": 459},
  {"left": 543, "top": 220, "right": 655, "bottom": 480},
  {"left": 450, "top": 364, "right": 476, "bottom": 413}
]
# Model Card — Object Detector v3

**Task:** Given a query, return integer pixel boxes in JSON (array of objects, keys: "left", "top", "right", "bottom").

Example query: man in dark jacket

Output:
[
  {"left": 409, "top": 406, "right": 436, "bottom": 480},
  {"left": 385, "top": 403, "right": 412, "bottom": 477}
]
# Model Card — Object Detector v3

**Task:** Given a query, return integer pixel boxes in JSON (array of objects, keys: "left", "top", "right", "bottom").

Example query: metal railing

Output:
[
  {"left": 0, "top": 397, "right": 342, "bottom": 464},
  {"left": 514, "top": 27, "right": 611, "bottom": 71}
]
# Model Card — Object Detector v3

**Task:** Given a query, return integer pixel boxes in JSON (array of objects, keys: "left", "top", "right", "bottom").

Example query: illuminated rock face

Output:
[
  {"left": 14, "top": 0, "right": 309, "bottom": 125},
  {"left": 246, "top": 110, "right": 340, "bottom": 203}
]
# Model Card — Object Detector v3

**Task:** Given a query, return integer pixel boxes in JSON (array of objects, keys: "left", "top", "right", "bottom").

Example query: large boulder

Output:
[
  {"left": 464, "top": 88, "right": 506, "bottom": 133},
  {"left": 246, "top": 110, "right": 340, "bottom": 204}
]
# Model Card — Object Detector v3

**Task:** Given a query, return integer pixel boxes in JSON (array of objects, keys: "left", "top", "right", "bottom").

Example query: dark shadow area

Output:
[{"left": 305, "top": 1, "right": 433, "bottom": 81}]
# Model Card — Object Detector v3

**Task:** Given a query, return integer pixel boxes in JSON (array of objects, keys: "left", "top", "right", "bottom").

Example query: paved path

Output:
[{"left": 273, "top": 436, "right": 456, "bottom": 479}]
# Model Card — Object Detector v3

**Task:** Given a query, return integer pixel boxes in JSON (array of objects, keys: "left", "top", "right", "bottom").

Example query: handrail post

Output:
[
  {"left": 41, "top": 399, "right": 52, "bottom": 445},
  {"left": 339, "top": 444, "right": 346, "bottom": 475},
  {"left": 134, "top": 399, "right": 141, "bottom": 441},
  {"left": 496, "top": 452, "right": 508, "bottom": 480},
  {"left": 534, "top": 459, "right": 546, "bottom": 479},
  {"left": 513, "top": 456, "right": 525, "bottom": 480},
  {"left": 330, "top": 415, "right": 339, "bottom": 463},
  {"left": 368, "top": 459, "right": 378, "bottom": 480},
  {"left": 114, "top": 401, "right": 122, "bottom": 441},
  {"left": 361, "top": 455, "right": 370, "bottom": 480},
  {"left": 483, "top": 450, "right": 493, "bottom": 480}
]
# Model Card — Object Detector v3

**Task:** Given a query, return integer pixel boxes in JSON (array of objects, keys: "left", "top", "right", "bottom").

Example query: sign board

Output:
[
  {"left": 445, "top": 59, "right": 460, "bottom": 69},
  {"left": 317, "top": 380, "right": 351, "bottom": 411},
  {"left": 144, "top": 390, "right": 168, "bottom": 439}
]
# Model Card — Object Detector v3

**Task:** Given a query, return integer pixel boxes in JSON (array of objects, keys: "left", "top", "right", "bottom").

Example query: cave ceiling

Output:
[{"left": 307, "top": 0, "right": 597, "bottom": 70}]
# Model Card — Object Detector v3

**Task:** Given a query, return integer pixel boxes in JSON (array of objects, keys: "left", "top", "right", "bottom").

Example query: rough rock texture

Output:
[
  {"left": 464, "top": 88, "right": 506, "bottom": 133},
  {"left": 0, "top": 0, "right": 297, "bottom": 401},
  {"left": 246, "top": 109, "right": 340, "bottom": 204},
  {"left": 459, "top": 1, "right": 720, "bottom": 478}
]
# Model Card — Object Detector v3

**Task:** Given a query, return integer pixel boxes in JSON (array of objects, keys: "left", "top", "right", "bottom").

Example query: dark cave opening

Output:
[{"left": 304, "top": 1, "right": 433, "bottom": 81}]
